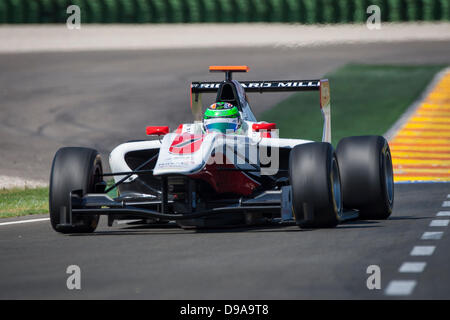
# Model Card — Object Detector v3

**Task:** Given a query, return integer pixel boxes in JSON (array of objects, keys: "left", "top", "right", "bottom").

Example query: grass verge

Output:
[
  {"left": 260, "top": 64, "right": 447, "bottom": 146},
  {"left": 0, "top": 180, "right": 118, "bottom": 219},
  {"left": 0, "top": 187, "right": 48, "bottom": 218}
]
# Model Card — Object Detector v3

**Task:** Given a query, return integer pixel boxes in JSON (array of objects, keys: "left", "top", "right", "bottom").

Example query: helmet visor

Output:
[{"left": 204, "top": 118, "right": 239, "bottom": 133}]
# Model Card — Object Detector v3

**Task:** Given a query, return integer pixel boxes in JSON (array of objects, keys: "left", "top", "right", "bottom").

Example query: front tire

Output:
[
  {"left": 289, "top": 142, "right": 343, "bottom": 228},
  {"left": 336, "top": 135, "right": 394, "bottom": 219},
  {"left": 49, "top": 147, "right": 102, "bottom": 233}
]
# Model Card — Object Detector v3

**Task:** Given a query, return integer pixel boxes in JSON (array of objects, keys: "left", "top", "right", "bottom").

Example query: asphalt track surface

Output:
[
  {"left": 0, "top": 183, "right": 449, "bottom": 299},
  {"left": 1, "top": 41, "right": 450, "bottom": 299}
]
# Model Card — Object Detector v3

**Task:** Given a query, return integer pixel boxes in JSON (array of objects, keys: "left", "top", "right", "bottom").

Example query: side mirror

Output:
[
  {"left": 146, "top": 126, "right": 169, "bottom": 136},
  {"left": 252, "top": 123, "right": 276, "bottom": 132}
]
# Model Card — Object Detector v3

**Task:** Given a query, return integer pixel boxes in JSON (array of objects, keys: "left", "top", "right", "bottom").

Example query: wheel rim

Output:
[
  {"left": 384, "top": 150, "right": 394, "bottom": 205},
  {"left": 331, "top": 157, "right": 342, "bottom": 216}
]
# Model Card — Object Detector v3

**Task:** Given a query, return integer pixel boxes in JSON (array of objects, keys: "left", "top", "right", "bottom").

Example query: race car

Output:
[{"left": 49, "top": 65, "right": 394, "bottom": 233}]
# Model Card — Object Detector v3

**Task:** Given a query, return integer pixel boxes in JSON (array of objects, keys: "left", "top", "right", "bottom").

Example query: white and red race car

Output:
[{"left": 49, "top": 66, "right": 394, "bottom": 233}]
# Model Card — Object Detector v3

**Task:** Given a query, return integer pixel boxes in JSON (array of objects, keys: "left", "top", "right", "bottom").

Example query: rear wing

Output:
[
  {"left": 191, "top": 80, "right": 321, "bottom": 93},
  {"left": 190, "top": 66, "right": 331, "bottom": 143}
]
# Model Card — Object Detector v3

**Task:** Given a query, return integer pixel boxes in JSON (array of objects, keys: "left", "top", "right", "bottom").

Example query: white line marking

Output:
[
  {"left": 0, "top": 218, "right": 50, "bottom": 226},
  {"left": 399, "top": 262, "right": 427, "bottom": 273},
  {"left": 437, "top": 211, "right": 450, "bottom": 216},
  {"left": 410, "top": 246, "right": 436, "bottom": 256},
  {"left": 385, "top": 280, "right": 417, "bottom": 296},
  {"left": 447, "top": 194, "right": 450, "bottom": 198},
  {"left": 429, "top": 220, "right": 450, "bottom": 227},
  {"left": 421, "top": 231, "right": 444, "bottom": 240},
  {"left": 443, "top": 201, "right": 450, "bottom": 207}
]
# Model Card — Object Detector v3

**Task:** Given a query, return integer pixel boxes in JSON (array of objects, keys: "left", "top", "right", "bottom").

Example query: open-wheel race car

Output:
[{"left": 49, "top": 65, "right": 394, "bottom": 233}]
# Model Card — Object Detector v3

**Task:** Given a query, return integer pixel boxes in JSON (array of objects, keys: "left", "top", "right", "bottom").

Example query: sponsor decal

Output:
[
  {"left": 191, "top": 81, "right": 320, "bottom": 91},
  {"left": 241, "top": 81, "right": 320, "bottom": 89},
  {"left": 191, "top": 83, "right": 221, "bottom": 90},
  {"left": 169, "top": 134, "right": 204, "bottom": 154}
]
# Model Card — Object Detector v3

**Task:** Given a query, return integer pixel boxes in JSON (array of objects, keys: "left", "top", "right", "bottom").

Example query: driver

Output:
[{"left": 203, "top": 102, "right": 242, "bottom": 134}]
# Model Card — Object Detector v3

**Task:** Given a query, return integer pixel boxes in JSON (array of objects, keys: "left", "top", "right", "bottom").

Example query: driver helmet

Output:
[{"left": 203, "top": 102, "right": 241, "bottom": 134}]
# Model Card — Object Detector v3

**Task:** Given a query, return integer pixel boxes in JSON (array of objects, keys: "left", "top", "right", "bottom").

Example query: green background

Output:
[
  {"left": 260, "top": 64, "right": 446, "bottom": 146},
  {"left": 0, "top": 0, "right": 449, "bottom": 24}
]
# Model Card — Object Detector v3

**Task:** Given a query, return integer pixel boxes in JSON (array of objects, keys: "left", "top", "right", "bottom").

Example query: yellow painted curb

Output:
[{"left": 390, "top": 69, "right": 450, "bottom": 182}]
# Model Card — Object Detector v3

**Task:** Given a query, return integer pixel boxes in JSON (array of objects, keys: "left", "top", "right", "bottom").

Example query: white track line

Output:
[
  {"left": 385, "top": 280, "right": 417, "bottom": 296},
  {"left": 429, "top": 220, "right": 450, "bottom": 227},
  {"left": 410, "top": 246, "right": 436, "bottom": 256},
  {"left": 385, "top": 197, "right": 449, "bottom": 297},
  {"left": 421, "top": 231, "right": 444, "bottom": 240},
  {"left": 0, "top": 218, "right": 49, "bottom": 226},
  {"left": 399, "top": 262, "right": 427, "bottom": 273}
]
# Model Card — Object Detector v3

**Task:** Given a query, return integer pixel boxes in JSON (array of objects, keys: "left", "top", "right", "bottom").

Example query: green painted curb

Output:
[
  {"left": 441, "top": 0, "right": 450, "bottom": 20},
  {"left": 150, "top": 0, "right": 168, "bottom": 23},
  {"left": 303, "top": 0, "right": 317, "bottom": 24},
  {"left": 322, "top": 0, "right": 339, "bottom": 23},
  {"left": 200, "top": 0, "right": 218, "bottom": 23},
  {"left": 233, "top": 0, "right": 251, "bottom": 22},
  {"left": 100, "top": 0, "right": 118, "bottom": 23},
  {"left": 167, "top": 0, "right": 184, "bottom": 23},
  {"left": 249, "top": 0, "right": 269, "bottom": 22},
  {"left": 6, "top": 0, "right": 24, "bottom": 23},
  {"left": 282, "top": 0, "right": 300, "bottom": 22},
  {"left": 1, "top": 0, "right": 450, "bottom": 24},
  {"left": 183, "top": 0, "right": 201, "bottom": 23},
  {"left": 216, "top": 0, "right": 234, "bottom": 22},
  {"left": 0, "top": 1, "right": 7, "bottom": 23},
  {"left": 266, "top": 0, "right": 283, "bottom": 22},
  {"left": 23, "top": 0, "right": 40, "bottom": 23},
  {"left": 86, "top": 0, "right": 103, "bottom": 22},
  {"left": 134, "top": 0, "right": 151, "bottom": 23},
  {"left": 338, "top": 0, "right": 352, "bottom": 23}
]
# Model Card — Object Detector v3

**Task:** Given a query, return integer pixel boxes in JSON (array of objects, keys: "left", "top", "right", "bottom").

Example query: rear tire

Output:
[
  {"left": 336, "top": 135, "right": 394, "bottom": 219},
  {"left": 49, "top": 147, "right": 102, "bottom": 233},
  {"left": 289, "top": 142, "right": 343, "bottom": 228}
]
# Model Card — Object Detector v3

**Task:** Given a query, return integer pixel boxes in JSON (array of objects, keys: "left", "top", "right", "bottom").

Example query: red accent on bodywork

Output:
[
  {"left": 252, "top": 123, "right": 276, "bottom": 131},
  {"left": 189, "top": 153, "right": 259, "bottom": 196},
  {"left": 252, "top": 123, "right": 276, "bottom": 138},
  {"left": 169, "top": 134, "right": 204, "bottom": 154},
  {"left": 175, "top": 124, "right": 183, "bottom": 134},
  {"left": 146, "top": 126, "right": 169, "bottom": 136}
]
